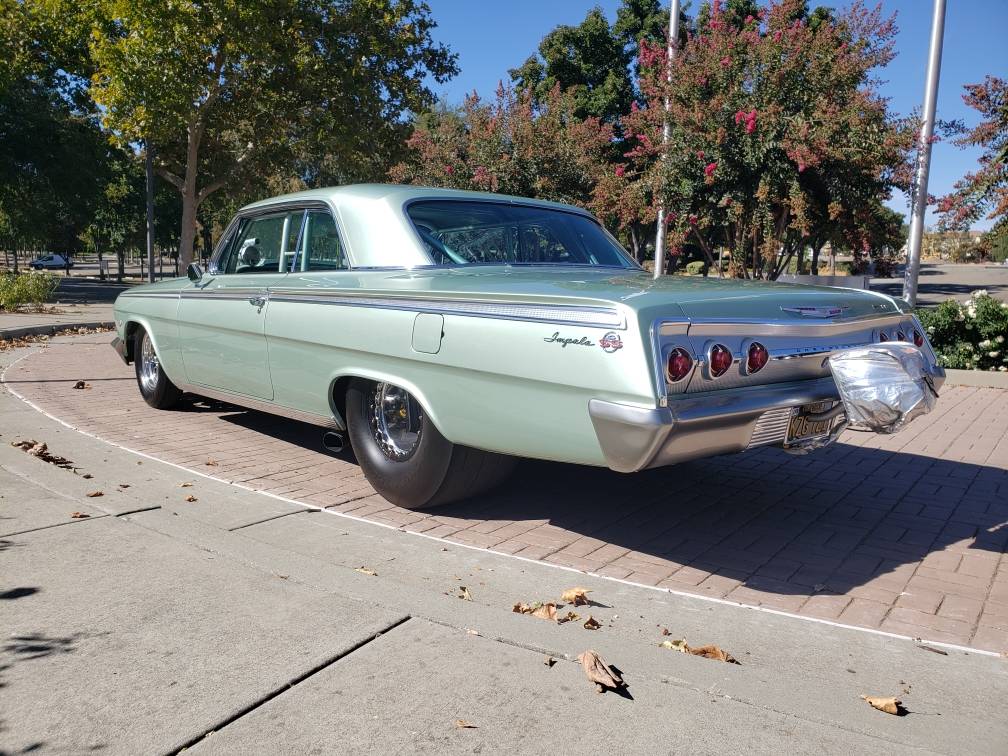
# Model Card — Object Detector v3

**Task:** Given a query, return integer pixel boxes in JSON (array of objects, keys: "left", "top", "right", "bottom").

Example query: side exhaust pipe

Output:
[{"left": 322, "top": 431, "right": 345, "bottom": 453}]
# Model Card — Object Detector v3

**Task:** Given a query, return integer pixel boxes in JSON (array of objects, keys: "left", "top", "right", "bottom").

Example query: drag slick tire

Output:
[
  {"left": 345, "top": 378, "right": 515, "bottom": 510},
  {"left": 133, "top": 327, "right": 182, "bottom": 409}
]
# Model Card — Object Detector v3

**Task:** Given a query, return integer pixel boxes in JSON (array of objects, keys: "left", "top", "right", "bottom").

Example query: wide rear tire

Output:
[
  {"left": 345, "top": 379, "right": 515, "bottom": 510},
  {"left": 134, "top": 327, "right": 182, "bottom": 409}
]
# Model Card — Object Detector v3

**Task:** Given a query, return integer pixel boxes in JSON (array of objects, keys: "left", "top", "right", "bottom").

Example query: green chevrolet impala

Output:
[{"left": 112, "top": 184, "right": 944, "bottom": 509}]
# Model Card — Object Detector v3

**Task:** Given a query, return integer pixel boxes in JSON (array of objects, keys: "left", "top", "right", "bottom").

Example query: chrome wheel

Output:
[
  {"left": 369, "top": 382, "right": 423, "bottom": 461},
  {"left": 139, "top": 332, "right": 160, "bottom": 393}
]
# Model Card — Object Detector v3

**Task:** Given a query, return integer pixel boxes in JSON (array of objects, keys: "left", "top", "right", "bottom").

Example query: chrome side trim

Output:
[
  {"left": 179, "top": 382, "right": 344, "bottom": 430},
  {"left": 118, "top": 292, "right": 181, "bottom": 300},
  {"left": 686, "top": 313, "right": 907, "bottom": 336},
  {"left": 180, "top": 289, "right": 268, "bottom": 302},
  {"left": 269, "top": 291, "right": 626, "bottom": 329}
]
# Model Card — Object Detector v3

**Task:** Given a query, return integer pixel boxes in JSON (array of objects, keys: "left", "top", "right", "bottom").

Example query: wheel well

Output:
[
  {"left": 123, "top": 321, "right": 141, "bottom": 362},
  {"left": 331, "top": 376, "right": 356, "bottom": 428}
]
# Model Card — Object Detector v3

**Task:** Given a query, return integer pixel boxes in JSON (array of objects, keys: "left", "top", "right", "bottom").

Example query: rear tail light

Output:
[
  {"left": 913, "top": 329, "right": 925, "bottom": 347},
  {"left": 746, "top": 341, "right": 769, "bottom": 374},
  {"left": 708, "top": 344, "right": 733, "bottom": 377},
  {"left": 667, "top": 347, "right": 693, "bottom": 383},
  {"left": 896, "top": 330, "right": 907, "bottom": 342},
  {"left": 878, "top": 331, "right": 889, "bottom": 342}
]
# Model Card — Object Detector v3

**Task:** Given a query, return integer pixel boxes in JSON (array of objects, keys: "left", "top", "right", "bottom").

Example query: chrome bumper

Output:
[
  {"left": 589, "top": 377, "right": 843, "bottom": 473},
  {"left": 111, "top": 336, "right": 130, "bottom": 364}
]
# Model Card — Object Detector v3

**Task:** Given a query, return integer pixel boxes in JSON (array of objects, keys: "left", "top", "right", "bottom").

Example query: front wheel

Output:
[
  {"left": 134, "top": 327, "right": 182, "bottom": 409},
  {"left": 345, "top": 379, "right": 515, "bottom": 510}
]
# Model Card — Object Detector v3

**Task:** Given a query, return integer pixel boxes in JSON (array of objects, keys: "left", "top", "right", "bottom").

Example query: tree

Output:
[
  {"left": 937, "top": 76, "right": 1007, "bottom": 231},
  {"left": 509, "top": 7, "right": 633, "bottom": 124},
  {"left": 611, "top": 0, "right": 912, "bottom": 278},
  {"left": 55, "top": 0, "right": 457, "bottom": 267},
  {"left": 390, "top": 84, "right": 613, "bottom": 206}
]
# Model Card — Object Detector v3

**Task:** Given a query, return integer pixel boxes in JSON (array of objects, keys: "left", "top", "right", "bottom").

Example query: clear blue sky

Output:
[{"left": 424, "top": 0, "right": 1008, "bottom": 230}]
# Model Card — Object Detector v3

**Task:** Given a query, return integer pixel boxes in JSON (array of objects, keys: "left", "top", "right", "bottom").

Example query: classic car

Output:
[{"left": 111, "top": 184, "right": 944, "bottom": 509}]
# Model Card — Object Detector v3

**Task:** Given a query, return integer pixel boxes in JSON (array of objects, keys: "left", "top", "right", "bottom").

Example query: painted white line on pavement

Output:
[{"left": 2, "top": 346, "right": 1001, "bottom": 659}]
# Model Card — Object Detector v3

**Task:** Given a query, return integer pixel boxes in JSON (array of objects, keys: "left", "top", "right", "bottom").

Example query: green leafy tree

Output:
[
  {"left": 937, "top": 76, "right": 1007, "bottom": 231},
  {"left": 54, "top": 0, "right": 457, "bottom": 267}
]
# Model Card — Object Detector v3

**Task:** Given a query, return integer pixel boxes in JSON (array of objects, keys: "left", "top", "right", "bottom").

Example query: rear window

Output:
[{"left": 406, "top": 200, "right": 635, "bottom": 268}]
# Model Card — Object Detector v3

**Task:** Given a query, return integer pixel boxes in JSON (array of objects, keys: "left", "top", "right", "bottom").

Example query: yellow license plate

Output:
[{"left": 787, "top": 401, "right": 839, "bottom": 442}]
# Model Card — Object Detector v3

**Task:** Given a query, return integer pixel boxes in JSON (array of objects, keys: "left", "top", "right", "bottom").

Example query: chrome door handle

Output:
[{"left": 248, "top": 295, "right": 266, "bottom": 309}]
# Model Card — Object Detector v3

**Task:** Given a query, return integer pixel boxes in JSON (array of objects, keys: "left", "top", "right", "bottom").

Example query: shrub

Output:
[
  {"left": 0, "top": 271, "right": 59, "bottom": 311},
  {"left": 916, "top": 290, "right": 1008, "bottom": 371},
  {"left": 872, "top": 256, "right": 898, "bottom": 278},
  {"left": 685, "top": 260, "right": 706, "bottom": 275}
]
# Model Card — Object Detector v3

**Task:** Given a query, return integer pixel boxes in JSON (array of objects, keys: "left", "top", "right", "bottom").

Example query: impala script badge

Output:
[
  {"left": 544, "top": 332, "right": 594, "bottom": 348},
  {"left": 599, "top": 332, "right": 624, "bottom": 353},
  {"left": 780, "top": 305, "right": 850, "bottom": 319}
]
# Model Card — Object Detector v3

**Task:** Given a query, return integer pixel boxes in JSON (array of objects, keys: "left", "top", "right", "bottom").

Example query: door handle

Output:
[{"left": 248, "top": 295, "right": 266, "bottom": 310}]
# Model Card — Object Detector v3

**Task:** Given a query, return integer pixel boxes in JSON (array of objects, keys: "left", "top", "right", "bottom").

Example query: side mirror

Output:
[{"left": 187, "top": 263, "right": 204, "bottom": 282}]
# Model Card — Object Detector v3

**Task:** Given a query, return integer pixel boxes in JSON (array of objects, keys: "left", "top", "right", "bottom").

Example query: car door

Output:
[{"left": 177, "top": 208, "right": 303, "bottom": 400}]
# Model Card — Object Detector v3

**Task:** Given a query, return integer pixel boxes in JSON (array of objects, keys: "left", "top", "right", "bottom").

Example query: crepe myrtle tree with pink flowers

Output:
[{"left": 609, "top": 0, "right": 913, "bottom": 279}]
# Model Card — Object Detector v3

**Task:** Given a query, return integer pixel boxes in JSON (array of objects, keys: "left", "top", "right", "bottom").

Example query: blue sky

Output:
[{"left": 425, "top": 1, "right": 1007, "bottom": 230}]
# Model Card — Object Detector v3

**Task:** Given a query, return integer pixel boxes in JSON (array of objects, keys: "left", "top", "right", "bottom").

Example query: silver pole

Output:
[
  {"left": 653, "top": 0, "right": 681, "bottom": 279},
  {"left": 145, "top": 144, "right": 156, "bottom": 283},
  {"left": 902, "top": 0, "right": 946, "bottom": 306}
]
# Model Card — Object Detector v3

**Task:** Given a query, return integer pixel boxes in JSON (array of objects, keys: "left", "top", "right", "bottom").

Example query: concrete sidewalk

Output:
[
  {"left": 2, "top": 339, "right": 1007, "bottom": 754},
  {"left": 0, "top": 302, "right": 114, "bottom": 339}
]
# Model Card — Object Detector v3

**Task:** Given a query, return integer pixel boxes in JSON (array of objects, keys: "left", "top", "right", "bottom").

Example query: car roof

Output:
[{"left": 236, "top": 184, "right": 597, "bottom": 268}]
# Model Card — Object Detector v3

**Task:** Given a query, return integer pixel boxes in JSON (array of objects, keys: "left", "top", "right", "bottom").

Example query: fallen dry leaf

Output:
[
  {"left": 184, "top": 495, "right": 198, "bottom": 503},
  {"left": 69, "top": 512, "right": 89, "bottom": 519},
  {"left": 82, "top": 473, "right": 93, "bottom": 479},
  {"left": 577, "top": 649, "right": 625, "bottom": 693},
  {"left": 544, "top": 656, "right": 556, "bottom": 667},
  {"left": 454, "top": 720, "right": 477, "bottom": 729},
  {"left": 690, "top": 645, "right": 739, "bottom": 664},
  {"left": 457, "top": 586, "right": 472, "bottom": 601},
  {"left": 356, "top": 567, "right": 377, "bottom": 576},
  {"left": 118, "top": 483, "right": 130, "bottom": 489},
  {"left": 85, "top": 490, "right": 103, "bottom": 498},
  {"left": 583, "top": 616, "right": 601, "bottom": 631},
  {"left": 561, "top": 587, "right": 592, "bottom": 606},
  {"left": 179, "top": 482, "right": 193, "bottom": 488},
  {"left": 12, "top": 440, "right": 74, "bottom": 469},
  {"left": 861, "top": 695, "right": 905, "bottom": 716},
  {"left": 659, "top": 639, "right": 691, "bottom": 654},
  {"left": 205, "top": 459, "right": 219, "bottom": 467},
  {"left": 72, "top": 380, "right": 91, "bottom": 390},
  {"left": 513, "top": 601, "right": 558, "bottom": 622},
  {"left": 557, "top": 611, "right": 580, "bottom": 624}
]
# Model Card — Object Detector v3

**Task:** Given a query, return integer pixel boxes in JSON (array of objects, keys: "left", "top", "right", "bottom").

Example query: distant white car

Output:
[{"left": 29, "top": 254, "right": 73, "bottom": 270}]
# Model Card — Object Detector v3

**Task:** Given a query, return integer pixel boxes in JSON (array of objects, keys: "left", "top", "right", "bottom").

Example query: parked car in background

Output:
[
  {"left": 29, "top": 254, "right": 72, "bottom": 270},
  {"left": 111, "top": 185, "right": 945, "bottom": 509}
]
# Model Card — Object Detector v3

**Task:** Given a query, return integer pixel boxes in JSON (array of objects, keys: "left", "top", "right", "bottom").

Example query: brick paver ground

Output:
[{"left": 5, "top": 335, "right": 1008, "bottom": 653}]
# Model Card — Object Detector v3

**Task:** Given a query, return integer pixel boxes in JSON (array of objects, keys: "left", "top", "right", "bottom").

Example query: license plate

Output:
[{"left": 787, "top": 401, "right": 841, "bottom": 443}]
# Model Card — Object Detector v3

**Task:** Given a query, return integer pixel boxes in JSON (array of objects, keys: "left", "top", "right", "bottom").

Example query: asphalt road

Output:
[{"left": 871, "top": 262, "right": 1008, "bottom": 306}]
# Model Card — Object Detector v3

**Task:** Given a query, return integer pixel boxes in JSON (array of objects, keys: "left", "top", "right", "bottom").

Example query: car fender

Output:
[{"left": 327, "top": 368, "right": 443, "bottom": 438}]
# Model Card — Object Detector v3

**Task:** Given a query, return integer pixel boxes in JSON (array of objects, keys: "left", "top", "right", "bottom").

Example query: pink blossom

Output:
[
  {"left": 773, "top": 30, "right": 782, "bottom": 42},
  {"left": 631, "top": 100, "right": 639, "bottom": 112},
  {"left": 696, "top": 150, "right": 705, "bottom": 160},
  {"left": 746, "top": 119, "right": 756, "bottom": 134},
  {"left": 720, "top": 56, "right": 731, "bottom": 67},
  {"left": 444, "top": 165, "right": 454, "bottom": 175},
  {"left": 734, "top": 110, "right": 745, "bottom": 125},
  {"left": 797, "top": 160, "right": 806, "bottom": 173},
  {"left": 689, "top": 214, "right": 698, "bottom": 225},
  {"left": 615, "top": 164, "right": 626, "bottom": 178},
  {"left": 704, "top": 162, "right": 717, "bottom": 178},
  {"left": 744, "top": 14, "right": 754, "bottom": 24}
]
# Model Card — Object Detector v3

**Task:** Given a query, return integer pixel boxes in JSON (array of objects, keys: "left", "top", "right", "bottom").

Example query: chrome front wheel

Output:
[
  {"left": 132, "top": 326, "right": 182, "bottom": 409},
  {"left": 138, "top": 331, "right": 160, "bottom": 394}
]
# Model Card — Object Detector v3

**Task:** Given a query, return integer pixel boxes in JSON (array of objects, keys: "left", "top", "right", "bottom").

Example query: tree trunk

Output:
[
  {"left": 116, "top": 250, "right": 124, "bottom": 283},
  {"left": 811, "top": 244, "right": 823, "bottom": 275},
  {"left": 177, "top": 123, "right": 202, "bottom": 268}
]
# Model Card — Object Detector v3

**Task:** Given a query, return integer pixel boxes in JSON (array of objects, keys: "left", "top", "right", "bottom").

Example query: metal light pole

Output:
[
  {"left": 145, "top": 143, "right": 156, "bottom": 283},
  {"left": 653, "top": 0, "right": 681, "bottom": 279},
  {"left": 902, "top": 0, "right": 946, "bottom": 306}
]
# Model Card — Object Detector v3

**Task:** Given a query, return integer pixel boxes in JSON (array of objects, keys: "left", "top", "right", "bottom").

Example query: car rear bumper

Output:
[{"left": 589, "top": 377, "right": 844, "bottom": 473}]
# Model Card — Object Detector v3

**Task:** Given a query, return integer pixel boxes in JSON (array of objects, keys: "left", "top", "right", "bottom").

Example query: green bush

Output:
[
  {"left": 685, "top": 260, "right": 706, "bottom": 275},
  {"left": 0, "top": 271, "right": 59, "bottom": 311},
  {"left": 916, "top": 290, "right": 1008, "bottom": 371}
]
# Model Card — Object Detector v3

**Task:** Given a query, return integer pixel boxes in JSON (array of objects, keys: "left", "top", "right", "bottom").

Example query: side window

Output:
[
  {"left": 294, "top": 210, "right": 346, "bottom": 271},
  {"left": 219, "top": 212, "right": 303, "bottom": 274}
]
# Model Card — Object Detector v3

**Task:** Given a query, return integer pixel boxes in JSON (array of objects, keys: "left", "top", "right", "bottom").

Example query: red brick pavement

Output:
[{"left": 4, "top": 336, "right": 1008, "bottom": 652}]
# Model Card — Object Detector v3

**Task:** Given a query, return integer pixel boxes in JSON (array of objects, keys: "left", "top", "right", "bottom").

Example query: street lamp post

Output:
[
  {"left": 902, "top": 0, "right": 947, "bottom": 306},
  {"left": 653, "top": 0, "right": 681, "bottom": 280}
]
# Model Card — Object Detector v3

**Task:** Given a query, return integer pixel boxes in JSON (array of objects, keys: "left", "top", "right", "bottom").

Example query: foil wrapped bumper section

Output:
[{"left": 827, "top": 343, "right": 941, "bottom": 434}]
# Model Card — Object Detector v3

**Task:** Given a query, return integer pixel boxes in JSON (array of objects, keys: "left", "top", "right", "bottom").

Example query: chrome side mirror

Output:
[{"left": 187, "top": 263, "right": 204, "bottom": 282}]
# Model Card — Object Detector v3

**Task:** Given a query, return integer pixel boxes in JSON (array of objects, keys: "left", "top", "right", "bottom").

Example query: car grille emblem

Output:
[{"left": 780, "top": 305, "right": 850, "bottom": 319}]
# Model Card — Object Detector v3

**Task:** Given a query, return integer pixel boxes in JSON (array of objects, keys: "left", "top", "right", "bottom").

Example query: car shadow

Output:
[{"left": 210, "top": 402, "right": 1007, "bottom": 607}]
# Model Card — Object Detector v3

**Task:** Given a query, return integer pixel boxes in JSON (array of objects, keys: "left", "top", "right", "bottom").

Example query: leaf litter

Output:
[
  {"left": 512, "top": 602, "right": 558, "bottom": 621},
  {"left": 11, "top": 439, "right": 74, "bottom": 469},
  {"left": 861, "top": 695, "right": 907, "bottom": 716},
  {"left": 659, "top": 638, "right": 739, "bottom": 664},
  {"left": 356, "top": 567, "right": 377, "bottom": 576},
  {"left": 577, "top": 650, "right": 627, "bottom": 695},
  {"left": 560, "top": 587, "right": 592, "bottom": 606}
]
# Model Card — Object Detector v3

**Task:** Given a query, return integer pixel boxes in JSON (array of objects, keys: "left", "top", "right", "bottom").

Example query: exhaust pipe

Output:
[{"left": 322, "top": 431, "right": 345, "bottom": 453}]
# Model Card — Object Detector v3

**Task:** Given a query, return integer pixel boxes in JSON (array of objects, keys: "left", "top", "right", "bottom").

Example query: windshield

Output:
[{"left": 406, "top": 200, "right": 636, "bottom": 268}]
